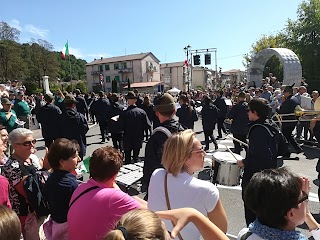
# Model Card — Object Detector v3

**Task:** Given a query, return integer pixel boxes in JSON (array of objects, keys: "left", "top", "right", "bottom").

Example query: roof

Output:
[
  {"left": 160, "top": 61, "right": 185, "bottom": 68},
  {"left": 124, "top": 81, "right": 164, "bottom": 88},
  {"left": 222, "top": 69, "right": 242, "bottom": 74},
  {"left": 86, "top": 52, "right": 160, "bottom": 66}
]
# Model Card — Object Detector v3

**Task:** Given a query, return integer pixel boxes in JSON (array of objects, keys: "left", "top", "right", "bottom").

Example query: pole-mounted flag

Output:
[{"left": 62, "top": 41, "right": 69, "bottom": 59}]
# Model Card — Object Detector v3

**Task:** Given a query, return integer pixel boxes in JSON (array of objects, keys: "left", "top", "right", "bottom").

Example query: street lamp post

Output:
[{"left": 184, "top": 45, "right": 191, "bottom": 91}]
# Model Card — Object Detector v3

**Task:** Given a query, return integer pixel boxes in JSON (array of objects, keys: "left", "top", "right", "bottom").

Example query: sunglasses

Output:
[
  {"left": 297, "top": 191, "right": 308, "bottom": 205},
  {"left": 16, "top": 139, "right": 37, "bottom": 146},
  {"left": 191, "top": 146, "right": 205, "bottom": 154}
]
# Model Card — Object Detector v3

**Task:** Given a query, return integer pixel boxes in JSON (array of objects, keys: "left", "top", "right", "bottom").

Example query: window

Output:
[
  {"left": 98, "top": 65, "right": 103, "bottom": 72},
  {"left": 121, "top": 62, "right": 127, "bottom": 69},
  {"left": 114, "top": 63, "right": 119, "bottom": 70},
  {"left": 105, "top": 64, "right": 110, "bottom": 71},
  {"left": 114, "top": 76, "right": 120, "bottom": 82},
  {"left": 106, "top": 76, "right": 111, "bottom": 82}
]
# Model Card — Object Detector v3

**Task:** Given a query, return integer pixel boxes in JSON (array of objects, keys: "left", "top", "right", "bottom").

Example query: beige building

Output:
[
  {"left": 86, "top": 52, "right": 160, "bottom": 93},
  {"left": 221, "top": 69, "right": 246, "bottom": 85},
  {"left": 160, "top": 62, "right": 187, "bottom": 91},
  {"left": 192, "top": 66, "right": 216, "bottom": 90}
]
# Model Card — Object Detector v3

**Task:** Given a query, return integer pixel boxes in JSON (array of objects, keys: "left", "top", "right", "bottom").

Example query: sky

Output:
[{"left": 1, "top": 0, "right": 303, "bottom": 71}]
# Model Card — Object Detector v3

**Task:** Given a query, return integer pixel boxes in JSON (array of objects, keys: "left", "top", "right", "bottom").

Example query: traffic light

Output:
[
  {"left": 205, "top": 54, "right": 211, "bottom": 65},
  {"left": 193, "top": 55, "right": 200, "bottom": 65}
]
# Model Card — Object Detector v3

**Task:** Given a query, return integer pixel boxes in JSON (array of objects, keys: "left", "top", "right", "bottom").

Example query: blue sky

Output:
[{"left": 1, "top": 0, "right": 303, "bottom": 71}]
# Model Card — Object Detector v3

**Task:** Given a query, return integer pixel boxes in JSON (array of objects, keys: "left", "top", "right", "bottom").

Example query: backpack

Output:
[
  {"left": 152, "top": 126, "right": 172, "bottom": 138},
  {"left": 249, "top": 121, "right": 290, "bottom": 158},
  {"left": 23, "top": 169, "right": 50, "bottom": 217}
]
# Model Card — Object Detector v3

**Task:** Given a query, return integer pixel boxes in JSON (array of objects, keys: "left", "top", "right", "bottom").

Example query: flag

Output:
[
  {"left": 184, "top": 59, "right": 189, "bottom": 67},
  {"left": 62, "top": 42, "right": 69, "bottom": 59}
]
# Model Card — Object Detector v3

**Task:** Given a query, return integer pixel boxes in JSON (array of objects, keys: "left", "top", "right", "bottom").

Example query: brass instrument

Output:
[{"left": 272, "top": 100, "right": 320, "bottom": 128}]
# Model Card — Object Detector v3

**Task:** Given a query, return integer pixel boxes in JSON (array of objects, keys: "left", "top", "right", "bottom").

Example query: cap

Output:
[
  {"left": 1, "top": 98, "right": 12, "bottom": 105},
  {"left": 64, "top": 94, "right": 78, "bottom": 104},
  {"left": 153, "top": 93, "right": 175, "bottom": 112},
  {"left": 238, "top": 92, "right": 246, "bottom": 99},
  {"left": 44, "top": 93, "right": 54, "bottom": 102},
  {"left": 126, "top": 91, "right": 136, "bottom": 99},
  {"left": 283, "top": 83, "right": 295, "bottom": 93}
]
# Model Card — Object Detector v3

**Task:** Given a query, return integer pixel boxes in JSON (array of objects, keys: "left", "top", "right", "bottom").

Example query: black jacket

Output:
[
  {"left": 121, "top": 105, "right": 150, "bottom": 150},
  {"left": 243, "top": 118, "right": 278, "bottom": 182},
  {"left": 277, "top": 95, "right": 299, "bottom": 128},
  {"left": 61, "top": 108, "right": 89, "bottom": 159},
  {"left": 141, "top": 104, "right": 156, "bottom": 124},
  {"left": 176, "top": 104, "right": 198, "bottom": 129},
  {"left": 142, "top": 119, "right": 185, "bottom": 190},
  {"left": 36, "top": 103, "right": 62, "bottom": 139},
  {"left": 227, "top": 101, "right": 249, "bottom": 135},
  {"left": 108, "top": 102, "right": 124, "bottom": 133},
  {"left": 214, "top": 96, "right": 228, "bottom": 118},
  {"left": 91, "top": 97, "right": 110, "bottom": 122},
  {"left": 201, "top": 104, "right": 219, "bottom": 131},
  {"left": 75, "top": 96, "right": 88, "bottom": 115}
]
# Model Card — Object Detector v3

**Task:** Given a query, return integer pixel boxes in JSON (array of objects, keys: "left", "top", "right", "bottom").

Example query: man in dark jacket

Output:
[
  {"left": 277, "top": 85, "right": 303, "bottom": 153},
  {"left": 214, "top": 90, "right": 228, "bottom": 138},
  {"left": 237, "top": 98, "right": 278, "bottom": 226},
  {"left": 91, "top": 91, "right": 110, "bottom": 142},
  {"left": 227, "top": 92, "right": 249, "bottom": 154},
  {"left": 37, "top": 93, "right": 63, "bottom": 148},
  {"left": 201, "top": 95, "right": 219, "bottom": 150},
  {"left": 74, "top": 89, "right": 88, "bottom": 118},
  {"left": 121, "top": 91, "right": 150, "bottom": 164},
  {"left": 108, "top": 93, "right": 124, "bottom": 151},
  {"left": 61, "top": 94, "right": 89, "bottom": 160},
  {"left": 142, "top": 93, "right": 185, "bottom": 198}
]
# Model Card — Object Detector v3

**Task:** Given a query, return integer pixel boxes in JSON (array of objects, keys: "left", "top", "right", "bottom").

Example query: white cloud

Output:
[
  {"left": 69, "top": 47, "right": 85, "bottom": 59},
  {"left": 25, "top": 24, "right": 49, "bottom": 38},
  {"left": 9, "top": 19, "right": 22, "bottom": 31},
  {"left": 87, "top": 53, "right": 113, "bottom": 59}
]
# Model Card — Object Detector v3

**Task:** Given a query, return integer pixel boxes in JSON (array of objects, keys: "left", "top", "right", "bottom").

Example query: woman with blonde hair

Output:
[
  {"left": 148, "top": 129, "right": 228, "bottom": 240},
  {"left": 0, "top": 205, "right": 21, "bottom": 240},
  {"left": 104, "top": 208, "right": 229, "bottom": 240}
]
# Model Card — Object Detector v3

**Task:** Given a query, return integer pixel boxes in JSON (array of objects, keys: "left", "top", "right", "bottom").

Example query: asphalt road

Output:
[{"left": 33, "top": 119, "right": 320, "bottom": 239}]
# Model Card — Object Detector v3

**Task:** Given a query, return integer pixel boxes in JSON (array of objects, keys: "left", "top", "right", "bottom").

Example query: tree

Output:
[
  {"left": 284, "top": 0, "right": 320, "bottom": 90},
  {"left": 0, "top": 21, "right": 20, "bottom": 41},
  {"left": 0, "top": 40, "right": 26, "bottom": 81}
]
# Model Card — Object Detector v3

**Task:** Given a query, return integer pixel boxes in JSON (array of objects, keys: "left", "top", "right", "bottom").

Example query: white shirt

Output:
[{"left": 148, "top": 169, "right": 219, "bottom": 240}]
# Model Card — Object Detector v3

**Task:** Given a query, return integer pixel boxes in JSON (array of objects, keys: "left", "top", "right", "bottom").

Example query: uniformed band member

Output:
[
  {"left": 142, "top": 93, "right": 185, "bottom": 198},
  {"left": 60, "top": 94, "right": 89, "bottom": 160},
  {"left": 226, "top": 92, "right": 249, "bottom": 154},
  {"left": 108, "top": 93, "right": 124, "bottom": 151},
  {"left": 277, "top": 85, "right": 303, "bottom": 154},
  {"left": 237, "top": 98, "right": 278, "bottom": 226},
  {"left": 121, "top": 91, "right": 150, "bottom": 164},
  {"left": 91, "top": 91, "right": 110, "bottom": 143},
  {"left": 37, "top": 93, "right": 63, "bottom": 148},
  {"left": 214, "top": 90, "right": 228, "bottom": 139}
]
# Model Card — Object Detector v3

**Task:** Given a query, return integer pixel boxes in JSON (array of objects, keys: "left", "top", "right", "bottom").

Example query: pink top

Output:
[
  {"left": 67, "top": 178, "right": 140, "bottom": 240},
  {"left": 0, "top": 175, "right": 11, "bottom": 208}
]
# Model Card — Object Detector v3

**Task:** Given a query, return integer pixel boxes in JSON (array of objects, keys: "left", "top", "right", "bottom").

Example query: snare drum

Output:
[{"left": 212, "top": 152, "right": 242, "bottom": 186}]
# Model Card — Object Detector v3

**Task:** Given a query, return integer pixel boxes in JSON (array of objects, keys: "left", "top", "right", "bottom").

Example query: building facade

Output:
[
  {"left": 160, "top": 62, "right": 187, "bottom": 91},
  {"left": 192, "top": 67, "right": 216, "bottom": 90},
  {"left": 86, "top": 52, "right": 160, "bottom": 93}
]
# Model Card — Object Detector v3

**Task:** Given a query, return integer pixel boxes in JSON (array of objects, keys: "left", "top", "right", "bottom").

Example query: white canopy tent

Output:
[{"left": 167, "top": 87, "right": 181, "bottom": 94}]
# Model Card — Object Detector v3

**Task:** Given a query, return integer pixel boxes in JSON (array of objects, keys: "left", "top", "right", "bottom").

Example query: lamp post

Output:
[{"left": 184, "top": 45, "right": 191, "bottom": 91}]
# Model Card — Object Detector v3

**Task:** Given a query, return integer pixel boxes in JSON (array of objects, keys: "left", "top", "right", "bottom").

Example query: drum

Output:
[{"left": 212, "top": 152, "right": 242, "bottom": 186}]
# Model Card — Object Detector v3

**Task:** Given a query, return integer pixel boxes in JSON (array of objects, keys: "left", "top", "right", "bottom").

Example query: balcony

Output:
[
  {"left": 91, "top": 70, "right": 103, "bottom": 75},
  {"left": 118, "top": 67, "right": 132, "bottom": 73},
  {"left": 146, "top": 66, "right": 157, "bottom": 72}
]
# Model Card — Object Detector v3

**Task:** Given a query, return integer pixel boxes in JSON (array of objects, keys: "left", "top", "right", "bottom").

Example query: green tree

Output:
[
  {"left": 0, "top": 40, "right": 26, "bottom": 81},
  {"left": 0, "top": 21, "right": 20, "bottom": 41},
  {"left": 284, "top": 0, "right": 320, "bottom": 90}
]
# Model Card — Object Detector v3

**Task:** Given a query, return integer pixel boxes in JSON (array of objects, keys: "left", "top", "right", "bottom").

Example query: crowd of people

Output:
[{"left": 0, "top": 73, "right": 320, "bottom": 240}]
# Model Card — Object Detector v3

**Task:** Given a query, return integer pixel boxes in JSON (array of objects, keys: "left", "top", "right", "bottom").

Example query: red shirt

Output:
[{"left": 0, "top": 175, "right": 11, "bottom": 208}]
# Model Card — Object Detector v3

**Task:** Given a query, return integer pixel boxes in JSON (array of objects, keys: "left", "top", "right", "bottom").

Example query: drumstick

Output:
[
  {"left": 226, "top": 134, "right": 249, "bottom": 147},
  {"left": 225, "top": 145, "right": 240, "bottom": 162}
]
